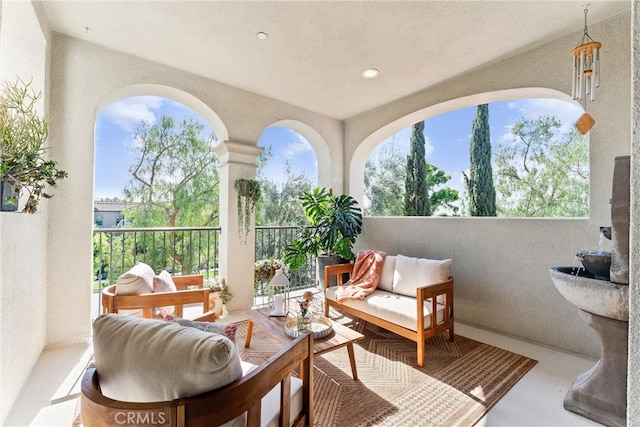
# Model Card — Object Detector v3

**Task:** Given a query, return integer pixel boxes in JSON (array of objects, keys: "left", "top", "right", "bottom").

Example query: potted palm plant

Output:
[
  {"left": 283, "top": 187, "right": 363, "bottom": 286},
  {"left": 0, "top": 77, "right": 68, "bottom": 213}
]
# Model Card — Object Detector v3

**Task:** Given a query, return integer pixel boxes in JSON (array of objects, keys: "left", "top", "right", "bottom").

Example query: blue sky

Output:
[{"left": 94, "top": 97, "right": 583, "bottom": 199}]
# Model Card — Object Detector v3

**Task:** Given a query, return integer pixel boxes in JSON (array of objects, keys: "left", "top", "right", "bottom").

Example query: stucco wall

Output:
[
  {"left": 0, "top": 1, "right": 51, "bottom": 422},
  {"left": 628, "top": 2, "right": 639, "bottom": 424},
  {"left": 348, "top": 11, "right": 631, "bottom": 358}
]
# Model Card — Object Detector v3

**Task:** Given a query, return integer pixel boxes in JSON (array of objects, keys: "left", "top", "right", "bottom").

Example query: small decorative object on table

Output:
[
  {"left": 267, "top": 269, "right": 290, "bottom": 317},
  {"left": 297, "top": 291, "right": 314, "bottom": 331},
  {"left": 283, "top": 291, "right": 333, "bottom": 339}
]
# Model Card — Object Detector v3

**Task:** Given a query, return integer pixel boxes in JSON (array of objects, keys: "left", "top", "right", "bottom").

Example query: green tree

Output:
[
  {"left": 404, "top": 121, "right": 430, "bottom": 216},
  {"left": 464, "top": 104, "right": 496, "bottom": 216},
  {"left": 366, "top": 135, "right": 459, "bottom": 216},
  {"left": 494, "top": 115, "right": 589, "bottom": 217},
  {"left": 257, "top": 161, "right": 313, "bottom": 227},
  {"left": 364, "top": 135, "right": 405, "bottom": 216},
  {"left": 426, "top": 163, "right": 460, "bottom": 216},
  {"left": 122, "top": 115, "right": 219, "bottom": 272}
]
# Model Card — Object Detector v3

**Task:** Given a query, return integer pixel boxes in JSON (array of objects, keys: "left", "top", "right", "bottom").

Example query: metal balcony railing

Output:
[{"left": 92, "top": 226, "right": 317, "bottom": 309}]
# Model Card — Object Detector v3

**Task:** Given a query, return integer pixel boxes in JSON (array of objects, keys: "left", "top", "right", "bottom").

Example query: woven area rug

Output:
[{"left": 238, "top": 311, "right": 537, "bottom": 427}]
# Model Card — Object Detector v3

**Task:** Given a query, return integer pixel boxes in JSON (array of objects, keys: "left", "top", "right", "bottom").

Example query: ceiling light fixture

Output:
[
  {"left": 571, "top": 4, "right": 600, "bottom": 102},
  {"left": 361, "top": 68, "right": 379, "bottom": 79},
  {"left": 256, "top": 32, "right": 268, "bottom": 40}
]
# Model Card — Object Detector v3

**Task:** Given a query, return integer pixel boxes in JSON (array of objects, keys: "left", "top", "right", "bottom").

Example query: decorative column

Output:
[{"left": 213, "top": 141, "right": 263, "bottom": 313}]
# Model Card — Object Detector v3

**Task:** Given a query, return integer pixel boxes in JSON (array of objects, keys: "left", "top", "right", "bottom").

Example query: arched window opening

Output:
[
  {"left": 256, "top": 126, "right": 318, "bottom": 227},
  {"left": 93, "top": 96, "right": 219, "bottom": 289},
  {"left": 364, "top": 98, "right": 589, "bottom": 218}
]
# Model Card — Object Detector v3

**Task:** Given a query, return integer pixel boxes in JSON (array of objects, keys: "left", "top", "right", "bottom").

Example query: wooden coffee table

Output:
[{"left": 243, "top": 308, "right": 364, "bottom": 380}]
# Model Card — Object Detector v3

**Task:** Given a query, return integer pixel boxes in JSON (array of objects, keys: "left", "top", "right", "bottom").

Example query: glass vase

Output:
[{"left": 297, "top": 310, "right": 312, "bottom": 332}]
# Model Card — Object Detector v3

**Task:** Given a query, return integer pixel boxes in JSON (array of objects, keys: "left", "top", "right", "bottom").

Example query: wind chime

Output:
[{"left": 571, "top": 4, "right": 601, "bottom": 135}]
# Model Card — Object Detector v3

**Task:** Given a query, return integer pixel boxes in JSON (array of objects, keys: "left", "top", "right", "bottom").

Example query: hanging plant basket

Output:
[{"left": 235, "top": 178, "right": 260, "bottom": 244}]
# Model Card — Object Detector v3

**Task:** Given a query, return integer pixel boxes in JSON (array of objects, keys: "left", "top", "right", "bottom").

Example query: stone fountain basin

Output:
[{"left": 550, "top": 267, "right": 629, "bottom": 321}]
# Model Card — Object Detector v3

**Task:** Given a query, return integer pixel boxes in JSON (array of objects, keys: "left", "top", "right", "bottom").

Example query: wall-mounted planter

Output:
[{"left": 0, "top": 182, "right": 18, "bottom": 212}]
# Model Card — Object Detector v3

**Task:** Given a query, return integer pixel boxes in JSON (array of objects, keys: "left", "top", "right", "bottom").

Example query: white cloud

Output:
[
  {"left": 101, "top": 96, "right": 164, "bottom": 132},
  {"left": 498, "top": 124, "right": 515, "bottom": 144},
  {"left": 424, "top": 135, "right": 435, "bottom": 157},
  {"left": 519, "top": 98, "right": 584, "bottom": 134},
  {"left": 284, "top": 140, "right": 313, "bottom": 161}
]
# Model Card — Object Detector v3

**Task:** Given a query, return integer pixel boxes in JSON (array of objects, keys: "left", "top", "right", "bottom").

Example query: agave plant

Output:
[{"left": 283, "top": 187, "right": 363, "bottom": 270}]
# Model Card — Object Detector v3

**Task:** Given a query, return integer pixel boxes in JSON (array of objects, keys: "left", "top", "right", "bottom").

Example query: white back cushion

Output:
[
  {"left": 153, "top": 270, "right": 177, "bottom": 317},
  {"left": 392, "top": 254, "right": 452, "bottom": 297},
  {"left": 93, "top": 314, "right": 242, "bottom": 402},
  {"left": 115, "top": 262, "right": 155, "bottom": 295},
  {"left": 377, "top": 255, "right": 396, "bottom": 292}
]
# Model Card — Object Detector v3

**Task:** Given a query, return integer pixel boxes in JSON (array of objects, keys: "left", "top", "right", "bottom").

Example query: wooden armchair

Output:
[
  {"left": 101, "top": 274, "right": 215, "bottom": 322},
  {"left": 81, "top": 332, "right": 314, "bottom": 427}
]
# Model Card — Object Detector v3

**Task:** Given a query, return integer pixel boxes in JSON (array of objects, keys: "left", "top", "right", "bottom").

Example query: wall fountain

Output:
[{"left": 549, "top": 155, "right": 630, "bottom": 427}]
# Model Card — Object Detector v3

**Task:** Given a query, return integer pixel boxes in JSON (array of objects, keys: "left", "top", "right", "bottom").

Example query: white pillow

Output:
[
  {"left": 392, "top": 254, "right": 452, "bottom": 298},
  {"left": 115, "top": 262, "right": 155, "bottom": 295},
  {"left": 377, "top": 255, "right": 396, "bottom": 292},
  {"left": 153, "top": 270, "right": 177, "bottom": 317},
  {"left": 93, "top": 314, "right": 243, "bottom": 402}
]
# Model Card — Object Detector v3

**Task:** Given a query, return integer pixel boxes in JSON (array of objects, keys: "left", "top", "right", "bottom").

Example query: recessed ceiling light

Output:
[
  {"left": 256, "top": 32, "right": 268, "bottom": 40},
  {"left": 361, "top": 68, "right": 379, "bottom": 79}
]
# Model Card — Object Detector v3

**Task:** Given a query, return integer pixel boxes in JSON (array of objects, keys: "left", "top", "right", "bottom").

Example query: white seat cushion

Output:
[{"left": 326, "top": 287, "right": 445, "bottom": 331}]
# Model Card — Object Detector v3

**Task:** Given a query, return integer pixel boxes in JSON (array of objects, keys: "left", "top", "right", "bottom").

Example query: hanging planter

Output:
[
  {"left": 0, "top": 181, "right": 18, "bottom": 212},
  {"left": 234, "top": 178, "right": 260, "bottom": 244}
]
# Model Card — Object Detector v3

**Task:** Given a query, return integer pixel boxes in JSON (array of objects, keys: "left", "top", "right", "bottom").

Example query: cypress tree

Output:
[
  {"left": 465, "top": 104, "right": 497, "bottom": 216},
  {"left": 404, "top": 121, "right": 431, "bottom": 216}
]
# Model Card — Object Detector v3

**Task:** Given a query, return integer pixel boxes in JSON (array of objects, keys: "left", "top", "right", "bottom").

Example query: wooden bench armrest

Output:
[
  {"left": 415, "top": 278, "right": 454, "bottom": 302},
  {"left": 323, "top": 263, "right": 354, "bottom": 289}
]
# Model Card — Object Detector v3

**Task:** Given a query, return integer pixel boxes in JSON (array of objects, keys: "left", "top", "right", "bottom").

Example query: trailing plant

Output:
[
  {"left": 235, "top": 178, "right": 260, "bottom": 243},
  {"left": 0, "top": 77, "right": 68, "bottom": 213},
  {"left": 283, "top": 187, "right": 363, "bottom": 270}
]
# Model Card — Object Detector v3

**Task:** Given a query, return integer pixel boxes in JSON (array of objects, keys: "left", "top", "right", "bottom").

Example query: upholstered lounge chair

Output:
[{"left": 81, "top": 314, "right": 314, "bottom": 427}]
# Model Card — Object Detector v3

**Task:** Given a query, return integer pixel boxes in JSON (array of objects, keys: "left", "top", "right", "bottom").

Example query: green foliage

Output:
[
  {"left": 283, "top": 187, "right": 363, "bottom": 269},
  {"left": 366, "top": 134, "right": 459, "bottom": 216},
  {"left": 123, "top": 115, "right": 219, "bottom": 227},
  {"left": 404, "top": 121, "right": 430, "bottom": 216},
  {"left": 257, "top": 161, "right": 314, "bottom": 226},
  {"left": 494, "top": 115, "right": 589, "bottom": 217},
  {"left": 0, "top": 77, "right": 68, "bottom": 213},
  {"left": 364, "top": 135, "right": 406, "bottom": 216},
  {"left": 426, "top": 163, "right": 460, "bottom": 215},
  {"left": 122, "top": 115, "right": 219, "bottom": 272},
  {"left": 464, "top": 104, "right": 496, "bottom": 216}
]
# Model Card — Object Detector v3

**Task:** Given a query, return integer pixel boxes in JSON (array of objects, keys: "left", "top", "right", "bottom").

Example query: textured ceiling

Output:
[{"left": 39, "top": 1, "right": 630, "bottom": 120}]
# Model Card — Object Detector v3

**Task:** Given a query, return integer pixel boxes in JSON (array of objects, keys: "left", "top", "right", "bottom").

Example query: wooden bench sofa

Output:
[
  {"left": 82, "top": 314, "right": 314, "bottom": 427},
  {"left": 101, "top": 273, "right": 216, "bottom": 322},
  {"left": 323, "top": 252, "right": 454, "bottom": 367}
]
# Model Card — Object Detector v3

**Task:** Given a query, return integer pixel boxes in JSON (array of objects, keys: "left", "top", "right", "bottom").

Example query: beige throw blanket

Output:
[{"left": 335, "top": 250, "right": 387, "bottom": 303}]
